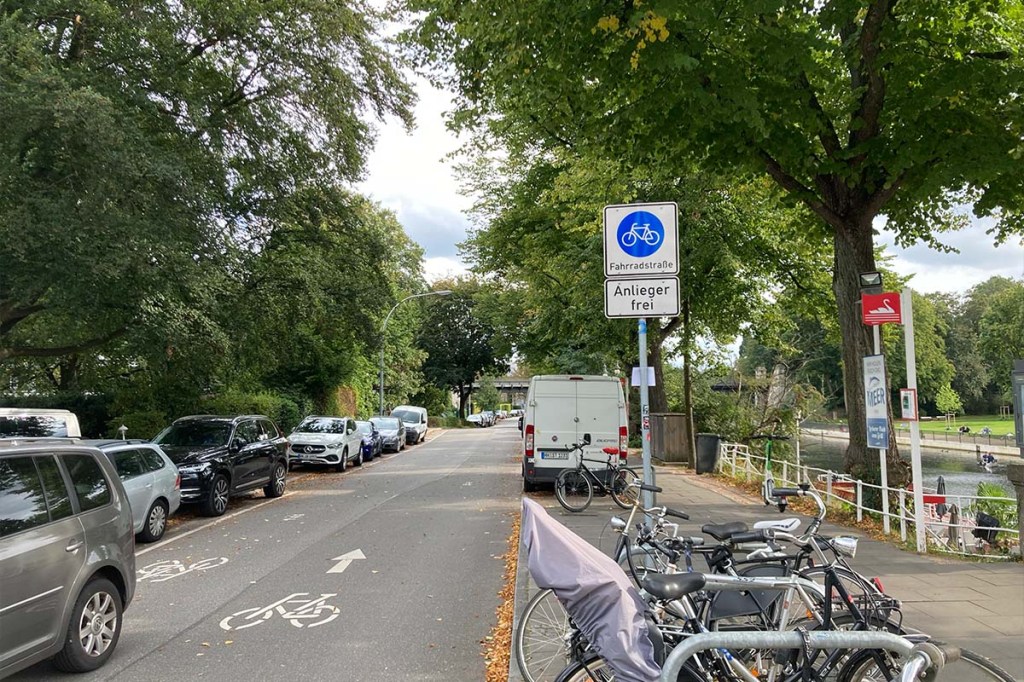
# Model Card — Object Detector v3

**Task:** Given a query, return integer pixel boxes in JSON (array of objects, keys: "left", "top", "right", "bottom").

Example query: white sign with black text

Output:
[{"left": 605, "top": 277, "right": 680, "bottom": 318}]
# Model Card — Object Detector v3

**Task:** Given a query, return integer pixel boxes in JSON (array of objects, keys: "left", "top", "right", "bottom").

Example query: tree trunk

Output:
[
  {"left": 832, "top": 221, "right": 902, "bottom": 481},
  {"left": 457, "top": 383, "right": 468, "bottom": 419}
]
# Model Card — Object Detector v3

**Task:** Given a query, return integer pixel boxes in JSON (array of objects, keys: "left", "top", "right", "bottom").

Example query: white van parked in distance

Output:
[
  {"left": 391, "top": 405, "right": 428, "bottom": 444},
  {"left": 0, "top": 408, "right": 82, "bottom": 439},
  {"left": 521, "top": 375, "right": 628, "bottom": 492}
]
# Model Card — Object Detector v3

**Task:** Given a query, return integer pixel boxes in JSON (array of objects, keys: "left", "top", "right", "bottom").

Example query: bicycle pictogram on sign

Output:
[{"left": 617, "top": 211, "right": 664, "bottom": 258}]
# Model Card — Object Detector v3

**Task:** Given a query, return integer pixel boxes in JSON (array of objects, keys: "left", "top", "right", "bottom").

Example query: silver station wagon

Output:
[{"left": 0, "top": 440, "right": 136, "bottom": 677}]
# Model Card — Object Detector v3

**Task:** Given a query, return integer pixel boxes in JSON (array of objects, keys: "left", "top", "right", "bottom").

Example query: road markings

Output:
[
  {"left": 136, "top": 492, "right": 297, "bottom": 557},
  {"left": 283, "top": 513, "right": 305, "bottom": 522},
  {"left": 327, "top": 549, "right": 366, "bottom": 574},
  {"left": 219, "top": 593, "right": 340, "bottom": 631},
  {"left": 138, "top": 557, "right": 229, "bottom": 583}
]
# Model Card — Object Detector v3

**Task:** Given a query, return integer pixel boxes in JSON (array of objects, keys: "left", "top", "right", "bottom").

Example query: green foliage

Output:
[
  {"left": 106, "top": 411, "right": 169, "bottom": 441},
  {"left": 417, "top": 279, "right": 509, "bottom": 417},
  {"left": 935, "top": 384, "right": 964, "bottom": 416},
  {"left": 972, "top": 482, "right": 1019, "bottom": 542},
  {"left": 886, "top": 291, "right": 954, "bottom": 405},
  {"left": 979, "top": 282, "right": 1024, "bottom": 392},
  {"left": 199, "top": 389, "right": 309, "bottom": 433},
  {"left": 474, "top": 376, "right": 501, "bottom": 411},
  {"left": 411, "top": 385, "right": 451, "bottom": 417}
]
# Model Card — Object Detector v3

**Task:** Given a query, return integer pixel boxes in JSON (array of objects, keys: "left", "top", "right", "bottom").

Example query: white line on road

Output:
[{"left": 136, "top": 492, "right": 297, "bottom": 556}]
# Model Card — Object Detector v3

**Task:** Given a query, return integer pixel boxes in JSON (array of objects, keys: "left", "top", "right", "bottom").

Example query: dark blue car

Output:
[{"left": 356, "top": 421, "right": 383, "bottom": 461}]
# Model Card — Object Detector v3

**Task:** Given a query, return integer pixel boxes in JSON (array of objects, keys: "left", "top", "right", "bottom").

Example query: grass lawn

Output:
[{"left": 903, "top": 414, "right": 1015, "bottom": 436}]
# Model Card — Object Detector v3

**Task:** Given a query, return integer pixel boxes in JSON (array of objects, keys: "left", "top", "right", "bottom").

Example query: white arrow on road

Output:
[{"left": 327, "top": 549, "right": 366, "bottom": 574}]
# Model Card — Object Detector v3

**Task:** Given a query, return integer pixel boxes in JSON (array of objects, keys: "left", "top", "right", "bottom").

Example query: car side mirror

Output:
[{"left": 229, "top": 440, "right": 241, "bottom": 453}]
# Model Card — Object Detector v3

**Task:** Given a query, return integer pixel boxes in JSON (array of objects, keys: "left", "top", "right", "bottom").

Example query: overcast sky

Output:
[{"left": 358, "top": 79, "right": 1024, "bottom": 295}]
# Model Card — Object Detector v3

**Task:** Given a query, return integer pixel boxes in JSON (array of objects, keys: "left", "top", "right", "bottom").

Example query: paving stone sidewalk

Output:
[{"left": 510, "top": 465, "right": 1024, "bottom": 681}]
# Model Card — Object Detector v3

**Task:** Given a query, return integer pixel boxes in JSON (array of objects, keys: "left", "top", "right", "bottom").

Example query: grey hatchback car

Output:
[{"left": 0, "top": 441, "right": 136, "bottom": 677}]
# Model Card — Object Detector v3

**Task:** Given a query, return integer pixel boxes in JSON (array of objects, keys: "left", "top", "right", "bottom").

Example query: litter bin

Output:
[{"left": 695, "top": 433, "right": 721, "bottom": 474}]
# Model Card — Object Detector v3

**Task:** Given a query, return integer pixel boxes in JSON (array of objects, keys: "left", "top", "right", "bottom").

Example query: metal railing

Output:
[{"left": 717, "top": 443, "right": 1020, "bottom": 559}]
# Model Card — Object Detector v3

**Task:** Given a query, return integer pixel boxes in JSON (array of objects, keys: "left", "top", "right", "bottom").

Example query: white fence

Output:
[{"left": 717, "top": 442, "right": 1020, "bottom": 559}]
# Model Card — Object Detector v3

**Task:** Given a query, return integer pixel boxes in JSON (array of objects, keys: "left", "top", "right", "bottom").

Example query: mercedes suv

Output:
[{"left": 153, "top": 415, "right": 288, "bottom": 516}]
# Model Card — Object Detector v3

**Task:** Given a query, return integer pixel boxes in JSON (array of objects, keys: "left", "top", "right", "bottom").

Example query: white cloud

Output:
[
  {"left": 423, "top": 256, "right": 470, "bottom": 282},
  {"left": 358, "top": 76, "right": 473, "bottom": 264}
]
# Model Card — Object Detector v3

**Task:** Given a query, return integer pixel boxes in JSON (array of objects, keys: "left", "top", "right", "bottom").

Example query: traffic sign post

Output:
[{"left": 603, "top": 202, "right": 681, "bottom": 510}]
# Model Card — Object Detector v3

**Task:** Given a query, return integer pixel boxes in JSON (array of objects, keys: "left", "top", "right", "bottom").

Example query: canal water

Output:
[{"left": 796, "top": 436, "right": 1015, "bottom": 499}]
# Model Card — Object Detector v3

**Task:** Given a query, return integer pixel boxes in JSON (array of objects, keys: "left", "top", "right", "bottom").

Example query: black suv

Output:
[{"left": 153, "top": 415, "right": 288, "bottom": 516}]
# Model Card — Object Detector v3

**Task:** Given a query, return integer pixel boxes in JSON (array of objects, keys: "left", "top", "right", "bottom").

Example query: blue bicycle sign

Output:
[{"left": 617, "top": 211, "right": 664, "bottom": 258}]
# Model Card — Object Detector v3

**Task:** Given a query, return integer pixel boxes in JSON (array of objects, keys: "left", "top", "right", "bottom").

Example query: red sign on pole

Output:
[{"left": 862, "top": 292, "right": 902, "bottom": 325}]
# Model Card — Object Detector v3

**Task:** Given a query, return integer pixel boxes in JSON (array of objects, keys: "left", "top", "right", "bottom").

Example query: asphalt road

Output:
[{"left": 13, "top": 421, "right": 522, "bottom": 681}]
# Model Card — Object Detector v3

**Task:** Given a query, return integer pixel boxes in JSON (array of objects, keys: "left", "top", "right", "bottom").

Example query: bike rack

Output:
[{"left": 659, "top": 630, "right": 915, "bottom": 682}]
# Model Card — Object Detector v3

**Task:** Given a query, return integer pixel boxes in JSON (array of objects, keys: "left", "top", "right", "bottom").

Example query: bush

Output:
[
  {"left": 200, "top": 389, "right": 303, "bottom": 433},
  {"left": 106, "top": 411, "right": 170, "bottom": 440}
]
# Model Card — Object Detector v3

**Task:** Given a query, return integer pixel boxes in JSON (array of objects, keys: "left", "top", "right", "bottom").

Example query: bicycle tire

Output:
[
  {"left": 553, "top": 653, "right": 703, "bottom": 682},
  {"left": 610, "top": 467, "right": 641, "bottom": 509},
  {"left": 555, "top": 469, "right": 593, "bottom": 512},
  {"left": 839, "top": 645, "right": 1018, "bottom": 682},
  {"left": 514, "top": 588, "right": 574, "bottom": 682}
]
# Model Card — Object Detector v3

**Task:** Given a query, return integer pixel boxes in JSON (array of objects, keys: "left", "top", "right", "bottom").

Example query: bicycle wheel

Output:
[
  {"left": 555, "top": 469, "right": 593, "bottom": 512},
  {"left": 839, "top": 646, "right": 1017, "bottom": 682},
  {"left": 553, "top": 654, "right": 704, "bottom": 682},
  {"left": 514, "top": 588, "right": 574, "bottom": 682},
  {"left": 610, "top": 467, "right": 640, "bottom": 509},
  {"left": 796, "top": 565, "right": 894, "bottom": 625}
]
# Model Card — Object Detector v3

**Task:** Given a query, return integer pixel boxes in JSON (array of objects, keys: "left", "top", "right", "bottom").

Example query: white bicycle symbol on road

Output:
[
  {"left": 137, "top": 557, "right": 228, "bottom": 583},
  {"left": 620, "top": 222, "right": 661, "bottom": 248},
  {"left": 219, "top": 593, "right": 340, "bottom": 631}
]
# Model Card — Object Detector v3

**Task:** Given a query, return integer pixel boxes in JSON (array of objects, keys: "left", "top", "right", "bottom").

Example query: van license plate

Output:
[{"left": 540, "top": 451, "right": 568, "bottom": 460}]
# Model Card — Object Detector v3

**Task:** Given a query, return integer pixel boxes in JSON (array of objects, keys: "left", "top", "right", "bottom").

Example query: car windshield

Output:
[
  {"left": 371, "top": 417, "right": 400, "bottom": 429},
  {"left": 155, "top": 421, "right": 231, "bottom": 447},
  {"left": 294, "top": 418, "right": 346, "bottom": 434},
  {"left": 392, "top": 410, "right": 419, "bottom": 424},
  {"left": 0, "top": 415, "right": 69, "bottom": 438},
  {"left": 356, "top": 422, "right": 373, "bottom": 435}
]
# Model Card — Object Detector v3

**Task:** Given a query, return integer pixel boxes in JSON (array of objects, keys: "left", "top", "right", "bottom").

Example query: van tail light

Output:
[
  {"left": 525, "top": 424, "right": 535, "bottom": 460},
  {"left": 174, "top": 473, "right": 181, "bottom": 490},
  {"left": 619, "top": 426, "right": 628, "bottom": 459}
]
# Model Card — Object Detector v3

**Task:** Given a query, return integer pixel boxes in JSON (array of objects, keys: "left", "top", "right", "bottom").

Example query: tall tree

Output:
[
  {"left": 1, "top": 0, "right": 413, "bottom": 363},
  {"left": 408, "top": 0, "right": 1024, "bottom": 477},
  {"left": 417, "top": 279, "right": 509, "bottom": 417}
]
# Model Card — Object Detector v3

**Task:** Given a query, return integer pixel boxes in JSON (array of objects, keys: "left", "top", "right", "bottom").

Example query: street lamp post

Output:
[{"left": 379, "top": 290, "right": 452, "bottom": 416}]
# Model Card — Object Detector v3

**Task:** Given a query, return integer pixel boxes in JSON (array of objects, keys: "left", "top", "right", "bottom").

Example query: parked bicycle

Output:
[{"left": 553, "top": 438, "right": 640, "bottom": 512}]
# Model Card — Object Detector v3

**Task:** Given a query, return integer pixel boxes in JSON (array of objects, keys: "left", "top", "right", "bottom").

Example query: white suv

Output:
[{"left": 288, "top": 416, "right": 364, "bottom": 472}]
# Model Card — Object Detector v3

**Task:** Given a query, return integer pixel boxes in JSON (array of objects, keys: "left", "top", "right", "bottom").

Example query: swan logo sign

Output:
[{"left": 862, "top": 292, "right": 902, "bottom": 325}]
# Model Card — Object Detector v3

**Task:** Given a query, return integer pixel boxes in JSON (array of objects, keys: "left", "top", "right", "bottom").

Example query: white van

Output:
[
  {"left": 0, "top": 408, "right": 82, "bottom": 439},
  {"left": 521, "top": 375, "right": 627, "bottom": 491},
  {"left": 391, "top": 405, "right": 428, "bottom": 444}
]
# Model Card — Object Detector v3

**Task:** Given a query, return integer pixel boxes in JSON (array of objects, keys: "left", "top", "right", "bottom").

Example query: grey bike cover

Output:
[{"left": 521, "top": 498, "right": 660, "bottom": 681}]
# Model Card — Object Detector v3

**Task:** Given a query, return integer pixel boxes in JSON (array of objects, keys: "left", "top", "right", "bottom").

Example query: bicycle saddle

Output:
[
  {"left": 642, "top": 573, "right": 707, "bottom": 601},
  {"left": 602, "top": 447, "right": 619, "bottom": 455},
  {"left": 700, "top": 521, "right": 749, "bottom": 541},
  {"left": 752, "top": 518, "right": 801, "bottom": 533}
]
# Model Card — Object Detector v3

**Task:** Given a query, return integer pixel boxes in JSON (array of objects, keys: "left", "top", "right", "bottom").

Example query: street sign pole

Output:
[
  {"left": 639, "top": 318, "right": 654, "bottom": 510},
  {"left": 902, "top": 290, "right": 926, "bottom": 552},
  {"left": 872, "top": 324, "right": 890, "bottom": 534}
]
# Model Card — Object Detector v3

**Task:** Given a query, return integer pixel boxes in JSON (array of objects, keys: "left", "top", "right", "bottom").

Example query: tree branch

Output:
[
  {"left": 758, "top": 150, "right": 843, "bottom": 228},
  {"left": 849, "top": 0, "right": 892, "bottom": 158},
  {"left": 0, "top": 303, "right": 46, "bottom": 337},
  {"left": 798, "top": 72, "right": 842, "bottom": 160},
  {"left": 0, "top": 328, "right": 127, "bottom": 361}
]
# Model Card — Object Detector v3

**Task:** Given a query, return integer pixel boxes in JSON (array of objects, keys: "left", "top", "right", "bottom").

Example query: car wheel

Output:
[
  {"left": 264, "top": 462, "right": 286, "bottom": 498},
  {"left": 52, "top": 578, "right": 123, "bottom": 672},
  {"left": 201, "top": 474, "right": 230, "bottom": 517},
  {"left": 335, "top": 449, "right": 347, "bottom": 473},
  {"left": 355, "top": 448, "right": 363, "bottom": 467},
  {"left": 138, "top": 499, "right": 169, "bottom": 542}
]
